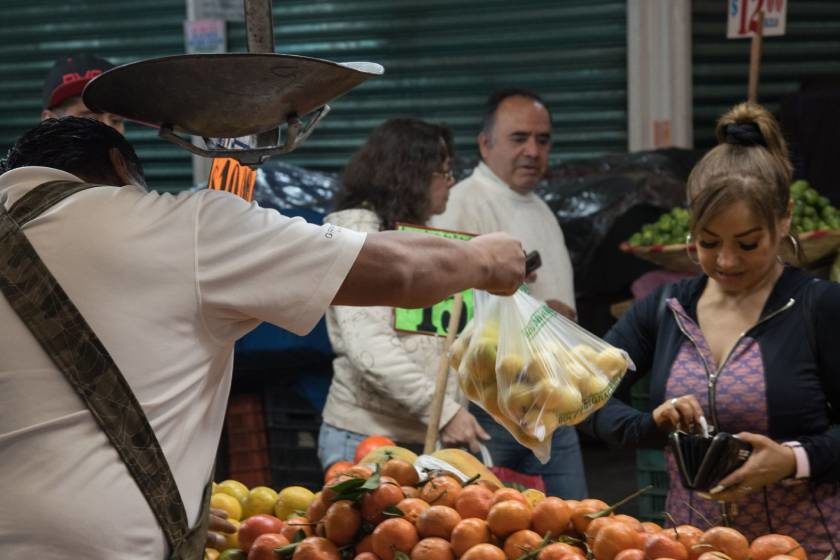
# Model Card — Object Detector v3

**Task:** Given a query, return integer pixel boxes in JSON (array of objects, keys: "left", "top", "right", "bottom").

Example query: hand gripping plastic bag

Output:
[{"left": 449, "top": 288, "right": 635, "bottom": 463}]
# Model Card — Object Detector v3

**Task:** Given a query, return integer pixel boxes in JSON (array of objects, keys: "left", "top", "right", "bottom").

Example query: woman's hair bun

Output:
[{"left": 724, "top": 122, "right": 767, "bottom": 147}]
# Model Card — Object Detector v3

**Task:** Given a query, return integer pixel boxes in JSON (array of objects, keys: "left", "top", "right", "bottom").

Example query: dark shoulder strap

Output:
[{"left": 0, "top": 180, "right": 195, "bottom": 554}]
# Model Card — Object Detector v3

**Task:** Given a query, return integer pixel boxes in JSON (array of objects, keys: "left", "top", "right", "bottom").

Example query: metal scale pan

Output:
[{"left": 83, "top": 53, "right": 383, "bottom": 164}]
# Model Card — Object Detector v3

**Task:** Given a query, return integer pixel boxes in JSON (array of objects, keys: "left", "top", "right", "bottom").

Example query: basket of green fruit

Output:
[
  {"left": 621, "top": 180, "right": 840, "bottom": 273},
  {"left": 620, "top": 207, "right": 701, "bottom": 273}
]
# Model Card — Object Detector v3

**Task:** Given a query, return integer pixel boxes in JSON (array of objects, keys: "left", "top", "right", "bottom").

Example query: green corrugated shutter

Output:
[
  {"left": 242, "top": 0, "right": 628, "bottom": 172},
  {"left": 693, "top": 0, "right": 840, "bottom": 149},
  {"left": 0, "top": 1, "right": 627, "bottom": 192},
  {"left": 0, "top": 1, "right": 190, "bottom": 192}
]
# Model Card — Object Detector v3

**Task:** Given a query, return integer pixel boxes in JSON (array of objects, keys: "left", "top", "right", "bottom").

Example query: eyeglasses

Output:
[{"left": 434, "top": 169, "right": 455, "bottom": 181}]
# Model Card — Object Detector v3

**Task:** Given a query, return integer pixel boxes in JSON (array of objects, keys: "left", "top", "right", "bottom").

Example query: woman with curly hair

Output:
[{"left": 318, "top": 118, "right": 490, "bottom": 467}]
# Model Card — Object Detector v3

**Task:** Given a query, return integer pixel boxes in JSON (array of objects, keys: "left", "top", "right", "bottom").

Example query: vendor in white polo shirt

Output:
[{"left": 0, "top": 117, "right": 526, "bottom": 560}]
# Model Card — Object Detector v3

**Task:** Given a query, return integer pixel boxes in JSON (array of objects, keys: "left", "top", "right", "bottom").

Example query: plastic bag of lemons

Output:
[{"left": 449, "top": 288, "right": 634, "bottom": 463}]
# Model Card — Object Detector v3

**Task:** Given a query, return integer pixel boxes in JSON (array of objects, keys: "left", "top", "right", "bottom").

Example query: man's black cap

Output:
[{"left": 42, "top": 53, "right": 114, "bottom": 109}]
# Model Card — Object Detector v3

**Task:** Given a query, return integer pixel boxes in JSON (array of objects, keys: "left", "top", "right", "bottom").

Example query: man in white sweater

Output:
[{"left": 433, "top": 89, "right": 587, "bottom": 499}]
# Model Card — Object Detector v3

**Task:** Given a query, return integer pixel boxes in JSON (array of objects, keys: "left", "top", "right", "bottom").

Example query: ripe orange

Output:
[
  {"left": 538, "top": 543, "right": 586, "bottom": 560},
  {"left": 282, "top": 516, "right": 314, "bottom": 541},
  {"left": 697, "top": 527, "right": 750, "bottom": 560},
  {"left": 354, "top": 554, "right": 380, "bottom": 560},
  {"left": 530, "top": 497, "right": 571, "bottom": 539},
  {"left": 411, "top": 537, "right": 455, "bottom": 560},
  {"left": 307, "top": 493, "right": 329, "bottom": 524},
  {"left": 584, "top": 516, "right": 616, "bottom": 545},
  {"left": 323, "top": 474, "right": 357, "bottom": 503},
  {"left": 460, "top": 543, "right": 507, "bottom": 560},
  {"left": 372, "top": 517, "right": 420, "bottom": 560},
  {"left": 613, "top": 550, "right": 645, "bottom": 560},
  {"left": 673, "top": 525, "right": 704, "bottom": 560},
  {"left": 476, "top": 479, "right": 502, "bottom": 494},
  {"left": 570, "top": 499, "right": 609, "bottom": 535},
  {"left": 456, "top": 484, "right": 495, "bottom": 520},
  {"left": 451, "top": 518, "right": 492, "bottom": 558},
  {"left": 612, "top": 514, "right": 643, "bottom": 533},
  {"left": 421, "top": 475, "right": 463, "bottom": 508},
  {"left": 355, "top": 435, "right": 396, "bottom": 464},
  {"left": 362, "top": 477, "right": 405, "bottom": 524},
  {"left": 382, "top": 459, "right": 420, "bottom": 486},
  {"left": 645, "top": 533, "right": 688, "bottom": 560},
  {"left": 347, "top": 465, "right": 375, "bottom": 479},
  {"left": 592, "top": 522, "right": 644, "bottom": 560},
  {"left": 293, "top": 536, "right": 341, "bottom": 560},
  {"left": 355, "top": 534, "right": 374, "bottom": 555},
  {"left": 697, "top": 553, "right": 734, "bottom": 560},
  {"left": 491, "top": 488, "right": 530, "bottom": 507},
  {"left": 486, "top": 500, "right": 532, "bottom": 539},
  {"left": 748, "top": 535, "right": 806, "bottom": 560},
  {"left": 641, "top": 522, "right": 663, "bottom": 534},
  {"left": 502, "top": 529, "right": 542, "bottom": 560},
  {"left": 397, "top": 498, "right": 431, "bottom": 524},
  {"left": 323, "top": 500, "right": 362, "bottom": 546},
  {"left": 238, "top": 514, "right": 285, "bottom": 552},
  {"left": 402, "top": 486, "right": 420, "bottom": 499},
  {"left": 248, "top": 533, "right": 289, "bottom": 560},
  {"left": 324, "top": 461, "right": 354, "bottom": 484},
  {"left": 416, "top": 505, "right": 462, "bottom": 540}
]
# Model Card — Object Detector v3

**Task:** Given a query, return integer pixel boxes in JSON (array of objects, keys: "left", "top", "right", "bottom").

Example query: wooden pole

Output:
[
  {"left": 424, "top": 293, "right": 465, "bottom": 454},
  {"left": 747, "top": 10, "right": 765, "bottom": 103}
]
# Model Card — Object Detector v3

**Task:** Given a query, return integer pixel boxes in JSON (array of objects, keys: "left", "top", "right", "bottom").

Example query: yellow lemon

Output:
[
  {"left": 210, "top": 492, "right": 242, "bottom": 521},
  {"left": 522, "top": 488, "right": 546, "bottom": 507},
  {"left": 221, "top": 518, "right": 241, "bottom": 551},
  {"left": 205, "top": 548, "right": 220, "bottom": 560},
  {"left": 242, "top": 486, "right": 278, "bottom": 518},
  {"left": 217, "top": 479, "right": 250, "bottom": 506},
  {"left": 274, "top": 486, "right": 316, "bottom": 520}
]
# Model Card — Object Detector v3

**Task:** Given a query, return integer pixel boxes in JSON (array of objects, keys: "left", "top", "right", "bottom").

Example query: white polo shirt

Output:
[
  {"left": 0, "top": 167, "right": 365, "bottom": 559},
  {"left": 432, "top": 162, "right": 575, "bottom": 309}
]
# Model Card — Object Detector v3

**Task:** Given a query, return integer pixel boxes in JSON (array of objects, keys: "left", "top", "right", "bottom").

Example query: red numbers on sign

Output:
[{"left": 738, "top": 0, "right": 782, "bottom": 35}]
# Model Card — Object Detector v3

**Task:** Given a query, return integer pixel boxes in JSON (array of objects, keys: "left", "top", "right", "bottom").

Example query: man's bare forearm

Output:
[{"left": 332, "top": 230, "right": 524, "bottom": 307}]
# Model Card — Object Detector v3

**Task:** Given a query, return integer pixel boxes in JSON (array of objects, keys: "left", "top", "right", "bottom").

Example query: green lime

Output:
[{"left": 218, "top": 550, "right": 247, "bottom": 560}]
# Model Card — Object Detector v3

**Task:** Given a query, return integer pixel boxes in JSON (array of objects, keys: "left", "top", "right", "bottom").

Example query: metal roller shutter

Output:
[
  {"left": 0, "top": 0, "right": 191, "bottom": 192},
  {"left": 693, "top": 0, "right": 840, "bottom": 149},
  {"left": 0, "top": 1, "right": 628, "bottom": 191}
]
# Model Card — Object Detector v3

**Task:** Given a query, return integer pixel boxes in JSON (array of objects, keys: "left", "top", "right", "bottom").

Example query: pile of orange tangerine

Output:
[{"left": 229, "top": 457, "right": 807, "bottom": 560}]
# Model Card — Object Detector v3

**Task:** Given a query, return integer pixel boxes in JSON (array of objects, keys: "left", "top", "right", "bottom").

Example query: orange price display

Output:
[{"left": 208, "top": 157, "right": 257, "bottom": 201}]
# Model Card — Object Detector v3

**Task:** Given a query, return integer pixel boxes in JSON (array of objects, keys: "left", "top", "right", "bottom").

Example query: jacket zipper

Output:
[{"left": 671, "top": 297, "right": 795, "bottom": 432}]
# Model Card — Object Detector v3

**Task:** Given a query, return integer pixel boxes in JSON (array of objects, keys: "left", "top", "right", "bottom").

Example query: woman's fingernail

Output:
[{"left": 709, "top": 485, "right": 725, "bottom": 494}]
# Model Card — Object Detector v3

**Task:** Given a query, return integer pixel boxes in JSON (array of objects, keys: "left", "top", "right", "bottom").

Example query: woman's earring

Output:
[
  {"left": 787, "top": 233, "right": 801, "bottom": 258},
  {"left": 685, "top": 233, "right": 700, "bottom": 264}
]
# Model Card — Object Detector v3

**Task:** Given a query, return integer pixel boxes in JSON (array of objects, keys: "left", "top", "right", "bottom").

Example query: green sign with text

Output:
[{"left": 394, "top": 224, "right": 475, "bottom": 336}]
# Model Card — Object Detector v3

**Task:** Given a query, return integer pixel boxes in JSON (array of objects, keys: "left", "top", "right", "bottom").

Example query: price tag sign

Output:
[
  {"left": 393, "top": 224, "right": 476, "bottom": 336},
  {"left": 727, "top": 0, "right": 787, "bottom": 38},
  {"left": 207, "top": 137, "right": 257, "bottom": 201}
]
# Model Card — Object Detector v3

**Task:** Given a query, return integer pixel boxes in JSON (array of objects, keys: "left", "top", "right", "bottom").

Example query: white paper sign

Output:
[
  {"left": 184, "top": 19, "right": 227, "bottom": 54},
  {"left": 728, "top": 0, "right": 787, "bottom": 38}
]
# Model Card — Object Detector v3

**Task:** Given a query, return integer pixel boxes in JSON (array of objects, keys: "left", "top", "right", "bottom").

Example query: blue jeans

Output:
[
  {"left": 469, "top": 402, "right": 588, "bottom": 499},
  {"left": 317, "top": 423, "right": 367, "bottom": 469}
]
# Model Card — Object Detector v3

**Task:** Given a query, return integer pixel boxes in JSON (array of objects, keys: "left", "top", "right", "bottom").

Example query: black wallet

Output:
[{"left": 669, "top": 431, "right": 752, "bottom": 492}]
